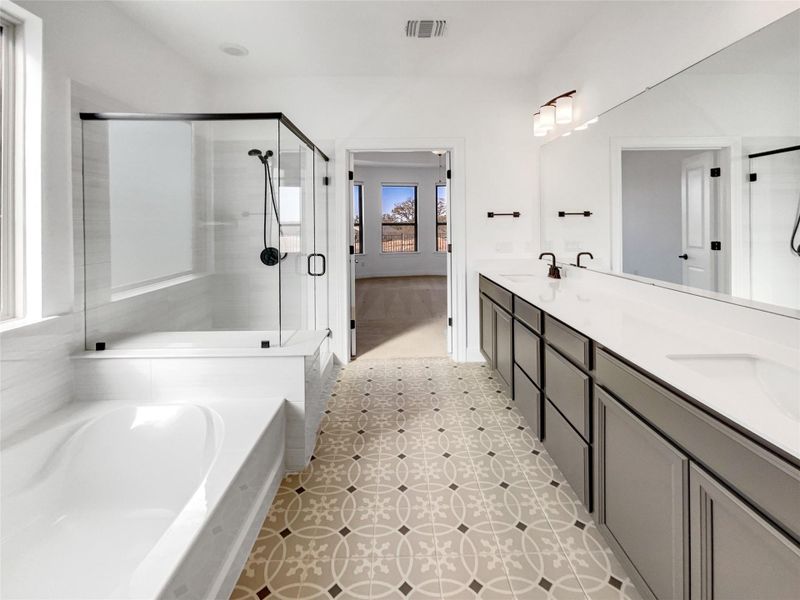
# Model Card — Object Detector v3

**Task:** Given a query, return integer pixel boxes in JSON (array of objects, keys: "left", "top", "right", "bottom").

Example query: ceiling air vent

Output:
[{"left": 406, "top": 20, "right": 446, "bottom": 38}]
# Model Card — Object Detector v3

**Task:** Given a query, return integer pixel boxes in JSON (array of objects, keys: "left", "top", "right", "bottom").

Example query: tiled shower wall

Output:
[{"left": 210, "top": 140, "right": 280, "bottom": 331}]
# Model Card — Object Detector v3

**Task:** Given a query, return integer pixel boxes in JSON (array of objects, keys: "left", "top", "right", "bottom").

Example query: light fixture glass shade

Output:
[
  {"left": 555, "top": 96, "right": 573, "bottom": 124},
  {"left": 540, "top": 104, "right": 556, "bottom": 129},
  {"left": 533, "top": 113, "right": 547, "bottom": 137}
]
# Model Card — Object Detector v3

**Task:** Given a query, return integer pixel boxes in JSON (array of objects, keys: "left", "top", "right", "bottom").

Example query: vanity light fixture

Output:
[
  {"left": 533, "top": 113, "right": 547, "bottom": 137},
  {"left": 555, "top": 95, "right": 573, "bottom": 124},
  {"left": 540, "top": 104, "right": 556, "bottom": 129},
  {"left": 533, "top": 90, "right": 576, "bottom": 136}
]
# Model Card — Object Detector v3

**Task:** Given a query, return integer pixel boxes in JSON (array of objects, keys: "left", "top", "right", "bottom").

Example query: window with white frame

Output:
[
  {"left": 0, "top": 1, "right": 41, "bottom": 326},
  {"left": 1, "top": 16, "right": 17, "bottom": 320}
]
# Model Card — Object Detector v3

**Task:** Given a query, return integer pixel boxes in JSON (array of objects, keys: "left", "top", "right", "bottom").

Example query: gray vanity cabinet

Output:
[
  {"left": 690, "top": 463, "right": 800, "bottom": 600},
  {"left": 596, "top": 388, "right": 689, "bottom": 600},
  {"left": 477, "top": 273, "right": 800, "bottom": 600}
]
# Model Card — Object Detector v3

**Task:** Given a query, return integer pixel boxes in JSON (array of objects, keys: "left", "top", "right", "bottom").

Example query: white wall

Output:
[
  {"left": 621, "top": 150, "right": 700, "bottom": 285},
  {"left": 354, "top": 164, "right": 446, "bottom": 279}
]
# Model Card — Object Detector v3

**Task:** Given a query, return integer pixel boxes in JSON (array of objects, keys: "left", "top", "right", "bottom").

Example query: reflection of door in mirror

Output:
[
  {"left": 681, "top": 151, "right": 718, "bottom": 292},
  {"left": 621, "top": 149, "right": 726, "bottom": 293}
]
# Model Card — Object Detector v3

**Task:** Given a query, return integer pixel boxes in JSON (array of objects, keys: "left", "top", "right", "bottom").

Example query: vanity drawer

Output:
[
  {"left": 596, "top": 347, "right": 800, "bottom": 540},
  {"left": 479, "top": 275, "right": 512, "bottom": 313},
  {"left": 545, "top": 345, "right": 591, "bottom": 440},
  {"left": 514, "top": 320, "right": 541, "bottom": 386},
  {"left": 513, "top": 296, "right": 542, "bottom": 333},
  {"left": 544, "top": 314, "right": 591, "bottom": 369},
  {"left": 514, "top": 364, "right": 542, "bottom": 439},
  {"left": 544, "top": 399, "right": 591, "bottom": 509}
]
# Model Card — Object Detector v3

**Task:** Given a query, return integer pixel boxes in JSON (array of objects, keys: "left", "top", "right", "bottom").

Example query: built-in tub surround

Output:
[
  {"left": 72, "top": 330, "right": 331, "bottom": 470},
  {"left": 0, "top": 397, "right": 285, "bottom": 600},
  {"left": 483, "top": 264, "right": 800, "bottom": 459}
]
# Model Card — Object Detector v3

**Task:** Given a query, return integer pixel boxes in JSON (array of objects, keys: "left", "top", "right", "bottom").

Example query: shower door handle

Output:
[
  {"left": 307, "top": 253, "right": 326, "bottom": 276},
  {"left": 318, "top": 253, "right": 326, "bottom": 276}
]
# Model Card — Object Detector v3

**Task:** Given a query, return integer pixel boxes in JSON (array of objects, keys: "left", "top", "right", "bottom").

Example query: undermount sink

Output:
[
  {"left": 666, "top": 353, "right": 800, "bottom": 421},
  {"left": 500, "top": 274, "right": 538, "bottom": 283}
]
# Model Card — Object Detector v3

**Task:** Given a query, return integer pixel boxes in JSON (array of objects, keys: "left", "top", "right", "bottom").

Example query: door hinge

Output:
[
  {"left": 447, "top": 243, "right": 452, "bottom": 253},
  {"left": 350, "top": 319, "right": 356, "bottom": 330},
  {"left": 448, "top": 317, "right": 452, "bottom": 326},
  {"left": 749, "top": 173, "right": 757, "bottom": 182},
  {"left": 710, "top": 167, "right": 721, "bottom": 178},
  {"left": 323, "top": 176, "right": 330, "bottom": 185},
  {"left": 348, "top": 170, "right": 354, "bottom": 181},
  {"left": 446, "top": 169, "right": 451, "bottom": 180},
  {"left": 711, "top": 241, "right": 722, "bottom": 251},
  {"left": 349, "top": 245, "right": 355, "bottom": 255}
]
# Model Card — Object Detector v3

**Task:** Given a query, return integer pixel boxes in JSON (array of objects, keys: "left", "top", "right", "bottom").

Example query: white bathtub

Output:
[
  {"left": 72, "top": 329, "right": 331, "bottom": 470},
  {"left": 1, "top": 397, "right": 285, "bottom": 599}
]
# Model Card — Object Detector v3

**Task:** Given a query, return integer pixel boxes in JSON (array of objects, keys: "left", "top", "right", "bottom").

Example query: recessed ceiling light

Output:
[{"left": 220, "top": 43, "right": 249, "bottom": 57}]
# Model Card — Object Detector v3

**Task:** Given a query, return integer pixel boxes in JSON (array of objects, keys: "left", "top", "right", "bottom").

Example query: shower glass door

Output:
[
  {"left": 313, "top": 149, "right": 331, "bottom": 362},
  {"left": 749, "top": 147, "right": 800, "bottom": 310},
  {"left": 278, "top": 122, "right": 314, "bottom": 345}
]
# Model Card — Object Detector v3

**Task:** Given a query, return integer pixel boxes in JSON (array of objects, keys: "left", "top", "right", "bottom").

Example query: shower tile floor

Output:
[{"left": 231, "top": 358, "right": 642, "bottom": 600}]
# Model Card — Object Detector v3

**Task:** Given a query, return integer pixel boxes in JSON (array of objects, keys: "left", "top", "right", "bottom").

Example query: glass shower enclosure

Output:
[{"left": 78, "top": 113, "right": 330, "bottom": 349}]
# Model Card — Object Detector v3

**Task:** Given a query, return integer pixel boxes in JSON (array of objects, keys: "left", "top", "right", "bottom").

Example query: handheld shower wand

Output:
[{"left": 248, "top": 149, "right": 286, "bottom": 266}]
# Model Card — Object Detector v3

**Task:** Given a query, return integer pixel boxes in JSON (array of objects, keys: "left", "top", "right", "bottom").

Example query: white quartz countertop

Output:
[{"left": 480, "top": 267, "right": 800, "bottom": 461}]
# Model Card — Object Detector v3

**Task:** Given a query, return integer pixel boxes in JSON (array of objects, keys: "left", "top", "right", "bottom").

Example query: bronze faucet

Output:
[
  {"left": 538, "top": 252, "right": 562, "bottom": 279},
  {"left": 576, "top": 252, "right": 594, "bottom": 268}
]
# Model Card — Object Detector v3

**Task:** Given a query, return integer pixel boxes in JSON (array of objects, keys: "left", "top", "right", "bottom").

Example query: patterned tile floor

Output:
[{"left": 231, "top": 358, "right": 643, "bottom": 600}]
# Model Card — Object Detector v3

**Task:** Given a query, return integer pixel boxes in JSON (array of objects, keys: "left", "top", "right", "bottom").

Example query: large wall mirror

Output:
[{"left": 540, "top": 10, "right": 799, "bottom": 315}]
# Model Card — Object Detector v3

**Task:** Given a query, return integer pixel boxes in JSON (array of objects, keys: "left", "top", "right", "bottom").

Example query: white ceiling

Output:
[{"left": 113, "top": 0, "right": 605, "bottom": 78}]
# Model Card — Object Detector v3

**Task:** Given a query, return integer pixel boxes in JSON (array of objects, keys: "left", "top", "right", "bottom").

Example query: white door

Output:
[
  {"left": 445, "top": 151, "right": 453, "bottom": 355},
  {"left": 348, "top": 152, "right": 357, "bottom": 357},
  {"left": 681, "top": 152, "right": 716, "bottom": 291}
]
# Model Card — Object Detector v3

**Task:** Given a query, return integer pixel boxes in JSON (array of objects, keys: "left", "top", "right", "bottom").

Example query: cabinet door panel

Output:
[
  {"left": 514, "top": 320, "right": 541, "bottom": 386},
  {"left": 494, "top": 305, "right": 513, "bottom": 389},
  {"left": 545, "top": 346, "right": 591, "bottom": 440},
  {"left": 690, "top": 464, "right": 800, "bottom": 600},
  {"left": 543, "top": 400, "right": 591, "bottom": 508},
  {"left": 544, "top": 314, "right": 591, "bottom": 369},
  {"left": 480, "top": 293, "right": 494, "bottom": 365},
  {"left": 513, "top": 296, "right": 542, "bottom": 333},
  {"left": 596, "top": 389, "right": 688, "bottom": 600}
]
